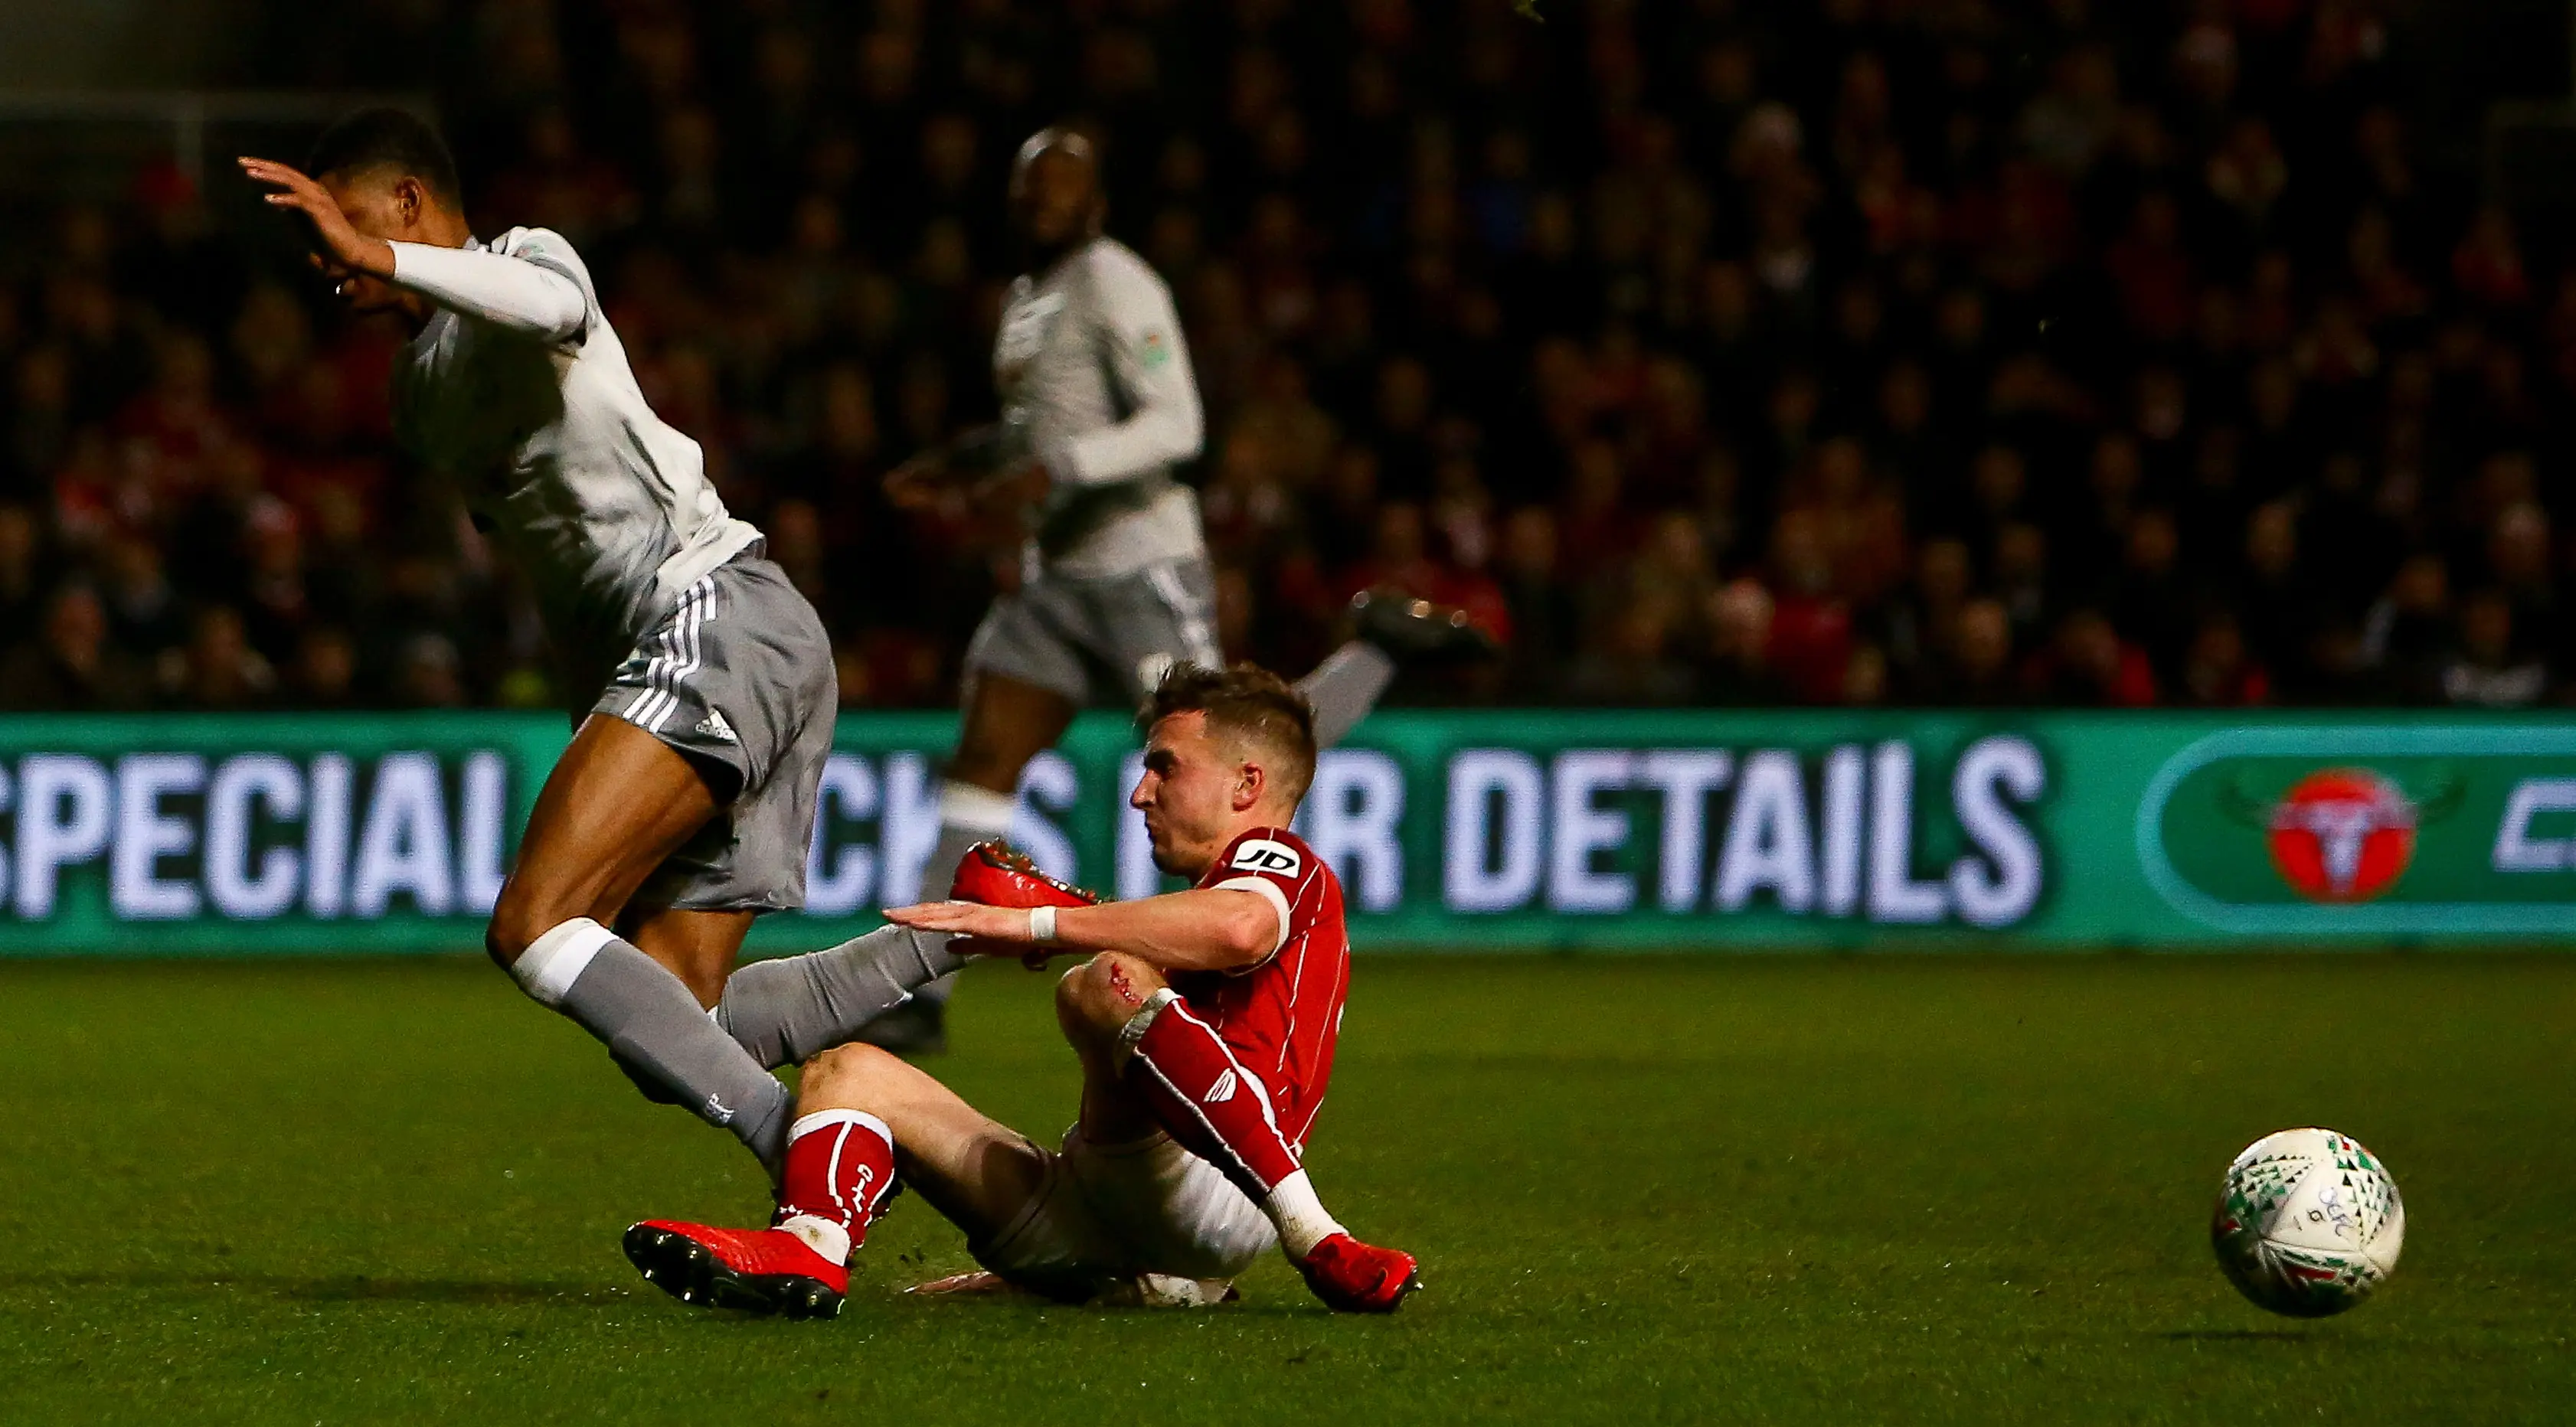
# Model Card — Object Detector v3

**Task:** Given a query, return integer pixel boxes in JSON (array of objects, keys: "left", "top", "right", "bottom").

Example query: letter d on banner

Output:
[{"left": 1446, "top": 749, "right": 1542, "bottom": 912}]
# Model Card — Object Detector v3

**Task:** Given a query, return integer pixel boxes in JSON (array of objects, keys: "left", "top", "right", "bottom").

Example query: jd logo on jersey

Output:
[
  {"left": 2138, "top": 726, "right": 2576, "bottom": 935},
  {"left": 1231, "top": 839, "right": 1301, "bottom": 877}
]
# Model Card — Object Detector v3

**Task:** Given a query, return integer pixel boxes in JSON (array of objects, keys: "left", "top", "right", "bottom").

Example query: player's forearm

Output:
[
  {"left": 387, "top": 242, "right": 587, "bottom": 341},
  {"left": 1050, "top": 889, "right": 1274, "bottom": 972},
  {"left": 1048, "top": 398, "right": 1204, "bottom": 487}
]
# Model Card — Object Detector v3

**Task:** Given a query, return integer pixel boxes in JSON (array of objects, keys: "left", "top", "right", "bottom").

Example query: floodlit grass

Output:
[{"left": 0, "top": 952, "right": 2567, "bottom": 1424}]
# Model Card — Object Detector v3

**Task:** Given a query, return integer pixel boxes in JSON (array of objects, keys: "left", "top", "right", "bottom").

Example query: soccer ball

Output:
[{"left": 2209, "top": 1128, "right": 2404, "bottom": 1317}]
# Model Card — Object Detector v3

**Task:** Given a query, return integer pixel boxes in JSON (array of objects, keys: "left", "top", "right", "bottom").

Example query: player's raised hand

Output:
[
  {"left": 884, "top": 900, "right": 1031, "bottom": 942},
  {"left": 884, "top": 900, "right": 1067, "bottom": 968},
  {"left": 237, "top": 157, "right": 397, "bottom": 280}
]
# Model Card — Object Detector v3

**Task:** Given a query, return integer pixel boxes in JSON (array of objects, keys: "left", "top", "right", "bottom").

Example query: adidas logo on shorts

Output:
[{"left": 696, "top": 709, "right": 739, "bottom": 743}]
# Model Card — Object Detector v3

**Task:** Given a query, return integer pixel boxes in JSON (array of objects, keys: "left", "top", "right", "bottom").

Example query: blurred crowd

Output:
[{"left": 2, "top": 0, "right": 2571, "bottom": 712}]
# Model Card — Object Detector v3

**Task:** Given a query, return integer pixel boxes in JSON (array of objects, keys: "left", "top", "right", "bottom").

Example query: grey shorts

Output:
[
  {"left": 963, "top": 557, "right": 1222, "bottom": 708},
  {"left": 589, "top": 553, "right": 837, "bottom": 914}
]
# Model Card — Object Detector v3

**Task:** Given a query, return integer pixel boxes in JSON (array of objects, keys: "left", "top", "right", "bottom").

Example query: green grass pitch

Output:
[{"left": 0, "top": 952, "right": 2569, "bottom": 1424}]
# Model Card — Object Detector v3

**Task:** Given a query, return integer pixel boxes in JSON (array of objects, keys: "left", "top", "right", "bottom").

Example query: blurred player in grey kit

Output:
[{"left": 878, "top": 127, "right": 1492, "bottom": 1050}]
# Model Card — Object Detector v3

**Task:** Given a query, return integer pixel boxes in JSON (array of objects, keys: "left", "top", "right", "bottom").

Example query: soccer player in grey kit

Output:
[
  {"left": 879, "top": 128, "right": 1491, "bottom": 1048},
  {"left": 241, "top": 110, "right": 993, "bottom": 1183}
]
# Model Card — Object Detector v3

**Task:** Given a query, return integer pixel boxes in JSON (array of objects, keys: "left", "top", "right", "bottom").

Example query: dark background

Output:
[{"left": 3, "top": 0, "right": 2575, "bottom": 717}]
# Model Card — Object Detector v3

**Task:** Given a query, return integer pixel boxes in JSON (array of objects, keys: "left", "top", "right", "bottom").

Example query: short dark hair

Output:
[
  {"left": 307, "top": 107, "right": 460, "bottom": 203},
  {"left": 1140, "top": 661, "right": 1317, "bottom": 805}
]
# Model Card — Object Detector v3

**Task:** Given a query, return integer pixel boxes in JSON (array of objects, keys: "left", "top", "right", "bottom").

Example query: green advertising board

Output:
[{"left": 2, "top": 710, "right": 2573, "bottom": 955}]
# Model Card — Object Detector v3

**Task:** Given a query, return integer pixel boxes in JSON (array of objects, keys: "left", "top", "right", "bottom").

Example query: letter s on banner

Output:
[
  {"left": 1949, "top": 735, "right": 2045, "bottom": 928},
  {"left": 1011, "top": 751, "right": 1080, "bottom": 885}
]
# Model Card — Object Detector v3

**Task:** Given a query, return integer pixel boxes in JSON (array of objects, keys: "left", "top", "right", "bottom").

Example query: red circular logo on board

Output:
[{"left": 2265, "top": 769, "right": 2417, "bottom": 903}]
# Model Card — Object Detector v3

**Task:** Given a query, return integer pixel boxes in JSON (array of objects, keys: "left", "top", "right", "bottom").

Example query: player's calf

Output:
[{"left": 503, "top": 913, "right": 794, "bottom": 1170}]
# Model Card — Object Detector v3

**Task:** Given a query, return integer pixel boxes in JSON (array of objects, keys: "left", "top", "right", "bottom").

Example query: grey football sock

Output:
[
  {"left": 513, "top": 919, "right": 793, "bottom": 1172},
  {"left": 715, "top": 923, "right": 969, "bottom": 1069},
  {"left": 1297, "top": 642, "right": 1397, "bottom": 749}
]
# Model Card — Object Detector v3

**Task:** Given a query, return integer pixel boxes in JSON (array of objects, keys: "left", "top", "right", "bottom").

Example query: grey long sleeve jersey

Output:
[{"left": 994, "top": 237, "right": 1208, "bottom": 580}]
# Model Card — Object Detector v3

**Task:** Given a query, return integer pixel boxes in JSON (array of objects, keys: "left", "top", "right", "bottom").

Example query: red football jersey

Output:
[{"left": 1172, "top": 826, "right": 1351, "bottom": 1151}]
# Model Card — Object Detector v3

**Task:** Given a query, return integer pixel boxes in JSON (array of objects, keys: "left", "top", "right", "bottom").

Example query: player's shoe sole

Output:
[
  {"left": 1348, "top": 589, "right": 1501, "bottom": 662},
  {"left": 622, "top": 1222, "right": 845, "bottom": 1319}
]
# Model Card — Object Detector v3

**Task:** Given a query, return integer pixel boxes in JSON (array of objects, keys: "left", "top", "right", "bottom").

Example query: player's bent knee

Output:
[
  {"left": 799, "top": 1041, "right": 905, "bottom": 1103},
  {"left": 1058, "top": 952, "right": 1164, "bottom": 1034},
  {"left": 486, "top": 873, "right": 614, "bottom": 968},
  {"left": 484, "top": 893, "right": 549, "bottom": 968}
]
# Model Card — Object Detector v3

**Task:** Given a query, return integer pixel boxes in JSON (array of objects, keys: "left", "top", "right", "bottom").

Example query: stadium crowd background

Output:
[{"left": 0, "top": 0, "right": 2566, "bottom": 713}]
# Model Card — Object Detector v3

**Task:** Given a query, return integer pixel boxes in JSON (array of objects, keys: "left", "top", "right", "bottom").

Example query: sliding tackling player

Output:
[
  {"left": 242, "top": 111, "right": 1016, "bottom": 1187},
  {"left": 874, "top": 126, "right": 1491, "bottom": 1050},
  {"left": 624, "top": 662, "right": 1420, "bottom": 1315}
]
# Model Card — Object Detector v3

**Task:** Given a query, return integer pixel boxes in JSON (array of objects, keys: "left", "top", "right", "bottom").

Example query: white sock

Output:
[
  {"left": 914, "top": 781, "right": 1020, "bottom": 1007},
  {"left": 1266, "top": 1168, "right": 1348, "bottom": 1260},
  {"left": 930, "top": 780, "right": 1017, "bottom": 887}
]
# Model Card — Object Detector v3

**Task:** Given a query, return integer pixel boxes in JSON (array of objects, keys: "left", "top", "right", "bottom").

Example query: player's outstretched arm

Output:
[
  {"left": 378, "top": 241, "right": 588, "bottom": 342},
  {"left": 238, "top": 156, "right": 585, "bottom": 343},
  {"left": 884, "top": 887, "right": 1277, "bottom": 974}
]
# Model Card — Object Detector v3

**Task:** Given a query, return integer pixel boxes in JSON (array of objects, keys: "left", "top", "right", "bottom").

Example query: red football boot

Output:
[
  {"left": 623, "top": 1220, "right": 848, "bottom": 1319},
  {"left": 949, "top": 840, "right": 1102, "bottom": 908},
  {"left": 1295, "top": 1232, "right": 1420, "bottom": 1313}
]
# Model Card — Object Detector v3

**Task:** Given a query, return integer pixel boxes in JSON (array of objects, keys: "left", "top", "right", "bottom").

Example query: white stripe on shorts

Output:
[
  {"left": 623, "top": 583, "right": 691, "bottom": 730},
  {"left": 657, "top": 578, "right": 716, "bottom": 732},
  {"left": 626, "top": 576, "right": 715, "bottom": 732},
  {"left": 1147, "top": 563, "right": 1222, "bottom": 669}
]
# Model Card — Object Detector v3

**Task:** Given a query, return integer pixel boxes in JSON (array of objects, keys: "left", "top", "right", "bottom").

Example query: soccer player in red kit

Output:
[{"left": 621, "top": 662, "right": 1417, "bottom": 1316}]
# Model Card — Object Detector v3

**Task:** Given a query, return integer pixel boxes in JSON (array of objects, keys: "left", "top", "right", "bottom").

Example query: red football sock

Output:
[
  {"left": 1126, "top": 998, "right": 1303, "bottom": 1194},
  {"left": 775, "top": 1109, "right": 897, "bottom": 1264}
]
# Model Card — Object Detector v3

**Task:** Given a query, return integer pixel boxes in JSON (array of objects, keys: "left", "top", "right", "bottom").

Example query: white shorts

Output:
[{"left": 971, "top": 1125, "right": 1278, "bottom": 1303}]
